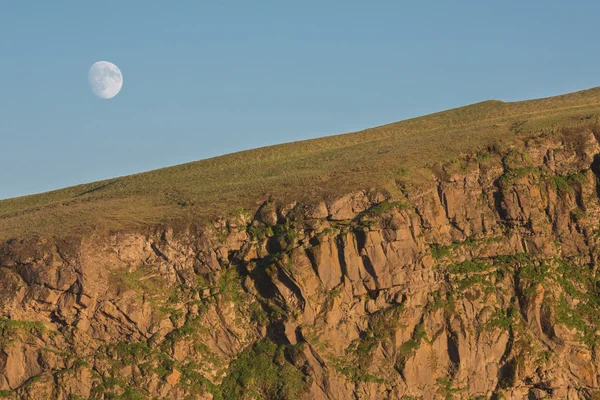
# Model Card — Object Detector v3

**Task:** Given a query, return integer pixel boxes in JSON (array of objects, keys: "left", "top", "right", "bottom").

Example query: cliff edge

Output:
[{"left": 3, "top": 90, "right": 600, "bottom": 399}]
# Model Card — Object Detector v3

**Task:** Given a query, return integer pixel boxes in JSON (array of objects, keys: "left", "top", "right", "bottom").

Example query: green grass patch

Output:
[
  {"left": 553, "top": 259, "right": 600, "bottom": 345},
  {"left": 327, "top": 353, "right": 385, "bottom": 384},
  {"left": 216, "top": 267, "right": 243, "bottom": 302},
  {"left": 396, "top": 320, "right": 428, "bottom": 370},
  {"left": 431, "top": 245, "right": 451, "bottom": 259},
  {"left": 484, "top": 306, "right": 517, "bottom": 332},
  {"left": 429, "top": 291, "right": 456, "bottom": 313},
  {"left": 328, "top": 303, "right": 405, "bottom": 384},
  {"left": 447, "top": 259, "right": 492, "bottom": 274},
  {"left": 249, "top": 301, "right": 269, "bottom": 326},
  {"left": 0, "top": 318, "right": 46, "bottom": 346},
  {"left": 247, "top": 224, "right": 273, "bottom": 241},
  {"left": 547, "top": 175, "right": 572, "bottom": 193},
  {"left": 271, "top": 222, "right": 299, "bottom": 249},
  {"left": 220, "top": 339, "right": 308, "bottom": 400},
  {"left": 498, "top": 166, "right": 540, "bottom": 188},
  {"left": 365, "top": 200, "right": 411, "bottom": 216},
  {"left": 436, "top": 377, "right": 463, "bottom": 400}
]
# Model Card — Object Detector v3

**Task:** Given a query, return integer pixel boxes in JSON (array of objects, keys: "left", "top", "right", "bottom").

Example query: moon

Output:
[{"left": 88, "top": 61, "right": 123, "bottom": 99}]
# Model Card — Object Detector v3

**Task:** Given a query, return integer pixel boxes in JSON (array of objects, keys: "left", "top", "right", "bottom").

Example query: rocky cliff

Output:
[{"left": 2, "top": 124, "right": 600, "bottom": 399}]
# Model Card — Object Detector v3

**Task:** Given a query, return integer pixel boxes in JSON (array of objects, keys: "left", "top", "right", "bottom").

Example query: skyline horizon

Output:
[{"left": 2, "top": 82, "right": 597, "bottom": 201}]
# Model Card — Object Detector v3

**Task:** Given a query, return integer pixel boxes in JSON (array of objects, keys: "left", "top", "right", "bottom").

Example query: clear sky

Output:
[{"left": 1, "top": 1, "right": 599, "bottom": 200}]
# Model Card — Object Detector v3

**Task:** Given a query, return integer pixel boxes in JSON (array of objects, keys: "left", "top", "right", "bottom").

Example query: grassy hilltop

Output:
[{"left": 2, "top": 86, "right": 600, "bottom": 240}]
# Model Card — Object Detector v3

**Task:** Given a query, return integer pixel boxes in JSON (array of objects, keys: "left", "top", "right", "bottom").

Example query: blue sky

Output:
[{"left": 1, "top": 1, "right": 599, "bottom": 199}]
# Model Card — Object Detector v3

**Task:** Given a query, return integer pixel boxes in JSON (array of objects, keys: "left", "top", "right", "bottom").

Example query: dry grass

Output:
[{"left": 3, "top": 87, "right": 600, "bottom": 241}]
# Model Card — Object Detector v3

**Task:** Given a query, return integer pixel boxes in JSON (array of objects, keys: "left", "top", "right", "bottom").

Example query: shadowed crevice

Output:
[
  {"left": 336, "top": 235, "right": 349, "bottom": 283},
  {"left": 590, "top": 154, "right": 600, "bottom": 201},
  {"left": 150, "top": 243, "right": 169, "bottom": 262}
]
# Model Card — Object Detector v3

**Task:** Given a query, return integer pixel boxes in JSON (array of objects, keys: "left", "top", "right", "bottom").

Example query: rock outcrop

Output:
[{"left": 2, "top": 125, "right": 600, "bottom": 399}]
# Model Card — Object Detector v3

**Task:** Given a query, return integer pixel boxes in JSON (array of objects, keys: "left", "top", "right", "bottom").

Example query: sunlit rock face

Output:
[{"left": 2, "top": 126, "right": 600, "bottom": 399}]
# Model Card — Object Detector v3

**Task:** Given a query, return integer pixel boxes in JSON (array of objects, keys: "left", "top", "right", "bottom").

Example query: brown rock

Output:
[{"left": 166, "top": 369, "right": 181, "bottom": 386}]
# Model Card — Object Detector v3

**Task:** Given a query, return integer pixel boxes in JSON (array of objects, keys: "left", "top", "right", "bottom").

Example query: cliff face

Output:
[{"left": 2, "top": 126, "right": 600, "bottom": 399}]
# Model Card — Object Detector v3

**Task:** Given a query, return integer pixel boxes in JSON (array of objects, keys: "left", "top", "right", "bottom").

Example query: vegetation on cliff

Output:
[{"left": 3, "top": 88, "right": 600, "bottom": 398}]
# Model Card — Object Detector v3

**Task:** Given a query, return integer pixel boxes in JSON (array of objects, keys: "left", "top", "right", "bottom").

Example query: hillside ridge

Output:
[{"left": 2, "top": 86, "right": 600, "bottom": 241}]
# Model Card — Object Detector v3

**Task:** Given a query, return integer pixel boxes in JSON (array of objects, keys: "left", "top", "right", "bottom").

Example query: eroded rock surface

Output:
[{"left": 2, "top": 127, "right": 600, "bottom": 399}]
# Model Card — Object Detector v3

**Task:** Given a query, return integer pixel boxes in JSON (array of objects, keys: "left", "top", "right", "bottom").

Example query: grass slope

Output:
[{"left": 2, "top": 87, "right": 600, "bottom": 241}]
